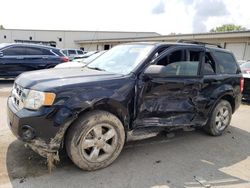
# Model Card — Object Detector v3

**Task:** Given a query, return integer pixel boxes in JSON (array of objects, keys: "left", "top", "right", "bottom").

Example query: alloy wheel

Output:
[
  {"left": 80, "top": 123, "right": 118, "bottom": 163},
  {"left": 215, "top": 106, "right": 230, "bottom": 131}
]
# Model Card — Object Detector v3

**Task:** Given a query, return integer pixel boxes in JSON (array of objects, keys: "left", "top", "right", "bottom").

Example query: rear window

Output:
[
  {"left": 214, "top": 51, "right": 238, "bottom": 74},
  {"left": 26, "top": 47, "right": 43, "bottom": 55}
]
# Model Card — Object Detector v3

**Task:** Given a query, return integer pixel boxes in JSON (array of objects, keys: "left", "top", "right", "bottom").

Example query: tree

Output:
[
  {"left": 0, "top": 25, "right": 4, "bottom": 29},
  {"left": 210, "top": 24, "right": 246, "bottom": 32}
]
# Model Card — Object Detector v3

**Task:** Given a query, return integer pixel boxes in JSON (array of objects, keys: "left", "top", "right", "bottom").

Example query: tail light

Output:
[
  {"left": 240, "top": 77, "right": 244, "bottom": 93},
  {"left": 61, "top": 56, "right": 69, "bottom": 62}
]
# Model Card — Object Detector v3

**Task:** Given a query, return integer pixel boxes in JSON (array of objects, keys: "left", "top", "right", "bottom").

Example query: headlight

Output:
[{"left": 22, "top": 89, "right": 56, "bottom": 110}]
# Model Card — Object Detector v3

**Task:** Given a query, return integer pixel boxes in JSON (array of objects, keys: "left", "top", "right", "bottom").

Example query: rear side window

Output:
[
  {"left": 214, "top": 51, "right": 238, "bottom": 74},
  {"left": 25, "top": 47, "right": 53, "bottom": 56},
  {"left": 26, "top": 47, "right": 43, "bottom": 55},
  {"left": 2, "top": 47, "right": 26, "bottom": 56}
]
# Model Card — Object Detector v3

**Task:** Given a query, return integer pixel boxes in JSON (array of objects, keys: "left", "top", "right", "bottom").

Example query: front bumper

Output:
[{"left": 7, "top": 97, "right": 70, "bottom": 158}]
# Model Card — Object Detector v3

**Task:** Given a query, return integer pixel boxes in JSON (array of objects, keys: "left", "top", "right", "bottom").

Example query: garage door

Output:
[{"left": 226, "top": 43, "right": 246, "bottom": 60}]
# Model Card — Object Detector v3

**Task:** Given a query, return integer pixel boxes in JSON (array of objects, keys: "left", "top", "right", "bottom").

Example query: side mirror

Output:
[
  {"left": 144, "top": 65, "right": 167, "bottom": 78},
  {"left": 0, "top": 52, "right": 3, "bottom": 57}
]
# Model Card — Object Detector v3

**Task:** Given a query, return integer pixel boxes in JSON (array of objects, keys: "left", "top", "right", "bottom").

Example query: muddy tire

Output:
[
  {"left": 204, "top": 100, "right": 232, "bottom": 136},
  {"left": 65, "top": 110, "right": 125, "bottom": 171}
]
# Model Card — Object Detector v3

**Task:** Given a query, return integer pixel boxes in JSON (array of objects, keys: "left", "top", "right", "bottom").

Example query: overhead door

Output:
[{"left": 226, "top": 43, "right": 246, "bottom": 60}]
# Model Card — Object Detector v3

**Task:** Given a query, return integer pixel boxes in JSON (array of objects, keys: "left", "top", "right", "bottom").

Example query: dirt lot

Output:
[{"left": 0, "top": 80, "right": 250, "bottom": 188}]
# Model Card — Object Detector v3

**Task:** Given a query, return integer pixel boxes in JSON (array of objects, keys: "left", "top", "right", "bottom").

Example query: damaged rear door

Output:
[{"left": 135, "top": 46, "right": 205, "bottom": 128}]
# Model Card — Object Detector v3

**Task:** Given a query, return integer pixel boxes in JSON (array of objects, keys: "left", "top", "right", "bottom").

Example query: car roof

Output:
[
  {"left": 63, "top": 49, "right": 83, "bottom": 51},
  {"left": 0, "top": 43, "right": 60, "bottom": 50}
]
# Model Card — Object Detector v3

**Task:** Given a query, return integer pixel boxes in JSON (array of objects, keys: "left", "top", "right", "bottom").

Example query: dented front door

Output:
[{"left": 135, "top": 46, "right": 205, "bottom": 128}]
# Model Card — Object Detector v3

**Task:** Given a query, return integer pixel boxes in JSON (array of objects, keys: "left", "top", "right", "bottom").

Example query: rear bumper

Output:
[
  {"left": 233, "top": 92, "right": 242, "bottom": 112},
  {"left": 243, "top": 77, "right": 250, "bottom": 101},
  {"left": 242, "top": 94, "right": 250, "bottom": 102}
]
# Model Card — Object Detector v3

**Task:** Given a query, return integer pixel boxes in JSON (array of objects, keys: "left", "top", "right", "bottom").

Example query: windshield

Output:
[
  {"left": 241, "top": 62, "right": 250, "bottom": 68},
  {"left": 87, "top": 44, "right": 154, "bottom": 75}
]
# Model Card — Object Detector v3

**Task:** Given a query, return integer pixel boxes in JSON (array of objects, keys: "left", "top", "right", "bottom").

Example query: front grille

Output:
[
  {"left": 243, "top": 77, "right": 250, "bottom": 95},
  {"left": 11, "top": 83, "right": 24, "bottom": 110}
]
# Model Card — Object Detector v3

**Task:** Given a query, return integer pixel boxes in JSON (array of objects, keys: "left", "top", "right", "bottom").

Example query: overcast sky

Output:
[{"left": 0, "top": 0, "right": 249, "bottom": 35}]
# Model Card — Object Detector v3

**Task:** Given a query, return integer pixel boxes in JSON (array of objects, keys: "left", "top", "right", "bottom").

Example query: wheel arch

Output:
[
  {"left": 220, "top": 94, "right": 235, "bottom": 113},
  {"left": 92, "top": 99, "right": 131, "bottom": 130},
  {"left": 210, "top": 93, "right": 235, "bottom": 115},
  {"left": 63, "top": 99, "right": 130, "bottom": 144}
]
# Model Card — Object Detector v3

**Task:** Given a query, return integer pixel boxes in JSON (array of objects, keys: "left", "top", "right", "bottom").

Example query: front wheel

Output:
[
  {"left": 66, "top": 110, "right": 125, "bottom": 171},
  {"left": 204, "top": 100, "right": 232, "bottom": 136}
]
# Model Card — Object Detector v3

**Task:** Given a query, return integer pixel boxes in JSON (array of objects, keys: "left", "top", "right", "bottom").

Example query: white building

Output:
[
  {"left": 0, "top": 29, "right": 160, "bottom": 51},
  {"left": 76, "top": 30, "right": 250, "bottom": 60},
  {"left": 0, "top": 29, "right": 249, "bottom": 60}
]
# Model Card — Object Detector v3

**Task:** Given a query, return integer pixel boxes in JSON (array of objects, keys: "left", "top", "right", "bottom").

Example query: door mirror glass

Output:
[{"left": 0, "top": 51, "right": 3, "bottom": 57}]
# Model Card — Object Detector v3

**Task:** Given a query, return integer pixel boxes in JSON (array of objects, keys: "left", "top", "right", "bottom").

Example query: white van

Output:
[{"left": 62, "top": 49, "right": 86, "bottom": 60}]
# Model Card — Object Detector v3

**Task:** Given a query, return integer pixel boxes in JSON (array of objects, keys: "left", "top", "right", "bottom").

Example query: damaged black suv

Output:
[{"left": 7, "top": 41, "right": 243, "bottom": 171}]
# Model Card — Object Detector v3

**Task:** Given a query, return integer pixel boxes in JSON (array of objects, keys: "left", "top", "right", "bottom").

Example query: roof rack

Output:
[{"left": 177, "top": 39, "right": 222, "bottom": 48}]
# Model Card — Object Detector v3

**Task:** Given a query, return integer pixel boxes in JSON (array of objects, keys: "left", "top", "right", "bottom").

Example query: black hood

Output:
[{"left": 15, "top": 67, "right": 124, "bottom": 91}]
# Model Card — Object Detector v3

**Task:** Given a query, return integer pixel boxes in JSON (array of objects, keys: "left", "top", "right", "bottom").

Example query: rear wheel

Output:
[
  {"left": 66, "top": 110, "right": 125, "bottom": 171},
  {"left": 204, "top": 100, "right": 232, "bottom": 136}
]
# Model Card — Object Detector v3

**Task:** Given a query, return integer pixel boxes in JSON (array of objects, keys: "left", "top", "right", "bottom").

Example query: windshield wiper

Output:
[{"left": 87, "top": 67, "right": 106, "bottom": 71}]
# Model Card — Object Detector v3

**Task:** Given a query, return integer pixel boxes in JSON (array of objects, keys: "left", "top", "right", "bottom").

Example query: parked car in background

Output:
[
  {"left": 74, "top": 51, "right": 98, "bottom": 59},
  {"left": 0, "top": 43, "right": 68, "bottom": 78},
  {"left": 62, "top": 49, "right": 86, "bottom": 60},
  {"left": 242, "top": 74, "right": 250, "bottom": 101},
  {"left": 7, "top": 41, "right": 243, "bottom": 171},
  {"left": 240, "top": 61, "right": 250, "bottom": 74},
  {"left": 237, "top": 60, "right": 247, "bottom": 65},
  {"left": 55, "top": 50, "right": 106, "bottom": 68}
]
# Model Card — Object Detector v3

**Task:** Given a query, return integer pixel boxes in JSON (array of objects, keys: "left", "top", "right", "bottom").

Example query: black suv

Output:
[
  {"left": 7, "top": 41, "right": 243, "bottom": 171},
  {"left": 0, "top": 43, "right": 68, "bottom": 78}
]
